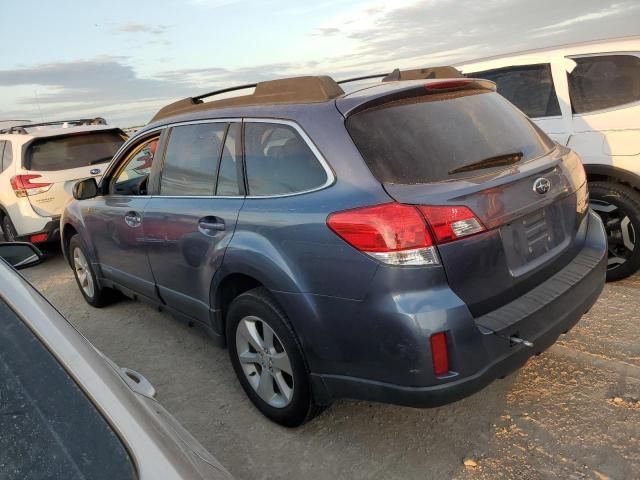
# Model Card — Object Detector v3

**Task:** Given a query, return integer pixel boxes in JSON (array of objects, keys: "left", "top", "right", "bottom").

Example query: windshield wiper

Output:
[{"left": 448, "top": 152, "right": 523, "bottom": 175}]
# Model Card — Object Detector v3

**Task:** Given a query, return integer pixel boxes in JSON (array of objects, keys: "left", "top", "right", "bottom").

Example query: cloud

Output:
[{"left": 112, "top": 22, "right": 170, "bottom": 35}]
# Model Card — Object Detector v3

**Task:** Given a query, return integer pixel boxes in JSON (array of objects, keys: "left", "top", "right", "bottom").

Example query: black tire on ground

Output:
[
  {"left": 2, "top": 215, "right": 18, "bottom": 242},
  {"left": 589, "top": 181, "right": 640, "bottom": 282},
  {"left": 226, "top": 287, "right": 325, "bottom": 427},
  {"left": 68, "top": 235, "right": 117, "bottom": 307}
]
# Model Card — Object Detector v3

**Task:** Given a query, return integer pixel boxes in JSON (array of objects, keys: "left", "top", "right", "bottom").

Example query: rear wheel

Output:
[
  {"left": 226, "top": 287, "right": 324, "bottom": 427},
  {"left": 2, "top": 215, "right": 18, "bottom": 242},
  {"left": 69, "top": 235, "right": 116, "bottom": 307},
  {"left": 589, "top": 181, "right": 640, "bottom": 281}
]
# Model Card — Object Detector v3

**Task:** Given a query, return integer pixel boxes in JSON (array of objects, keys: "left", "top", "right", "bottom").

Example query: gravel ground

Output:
[{"left": 21, "top": 249, "right": 640, "bottom": 480}]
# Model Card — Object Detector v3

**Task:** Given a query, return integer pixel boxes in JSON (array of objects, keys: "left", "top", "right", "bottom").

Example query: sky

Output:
[{"left": 1, "top": 0, "right": 639, "bottom": 126}]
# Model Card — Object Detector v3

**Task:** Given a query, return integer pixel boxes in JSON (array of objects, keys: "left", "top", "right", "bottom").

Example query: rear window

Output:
[
  {"left": 26, "top": 130, "right": 125, "bottom": 171},
  {"left": 346, "top": 91, "right": 555, "bottom": 184}
]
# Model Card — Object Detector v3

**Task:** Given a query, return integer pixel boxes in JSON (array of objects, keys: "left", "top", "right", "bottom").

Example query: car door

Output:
[
  {"left": 468, "top": 62, "right": 571, "bottom": 145},
  {"left": 83, "top": 132, "right": 164, "bottom": 300},
  {"left": 144, "top": 121, "right": 244, "bottom": 323}
]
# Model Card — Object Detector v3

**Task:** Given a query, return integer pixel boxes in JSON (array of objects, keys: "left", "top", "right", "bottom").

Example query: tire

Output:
[
  {"left": 589, "top": 181, "right": 640, "bottom": 282},
  {"left": 2, "top": 215, "right": 18, "bottom": 242},
  {"left": 68, "top": 235, "right": 117, "bottom": 307},
  {"left": 226, "top": 287, "right": 324, "bottom": 427}
]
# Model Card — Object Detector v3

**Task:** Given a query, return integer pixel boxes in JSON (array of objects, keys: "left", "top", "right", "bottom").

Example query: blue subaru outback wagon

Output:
[{"left": 62, "top": 70, "right": 607, "bottom": 426}]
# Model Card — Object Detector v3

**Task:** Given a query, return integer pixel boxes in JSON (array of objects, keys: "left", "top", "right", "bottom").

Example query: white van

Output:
[{"left": 458, "top": 36, "right": 640, "bottom": 281}]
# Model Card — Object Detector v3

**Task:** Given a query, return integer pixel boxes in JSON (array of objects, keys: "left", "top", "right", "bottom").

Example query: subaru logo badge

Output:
[
  {"left": 90, "top": 168, "right": 101, "bottom": 175},
  {"left": 533, "top": 177, "right": 551, "bottom": 195}
]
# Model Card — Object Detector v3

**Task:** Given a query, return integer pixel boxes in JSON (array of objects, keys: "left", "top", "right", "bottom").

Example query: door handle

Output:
[
  {"left": 198, "top": 217, "right": 225, "bottom": 234},
  {"left": 124, "top": 211, "right": 142, "bottom": 228}
]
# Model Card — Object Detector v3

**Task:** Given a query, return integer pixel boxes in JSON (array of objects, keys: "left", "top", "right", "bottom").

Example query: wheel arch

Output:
[{"left": 585, "top": 164, "right": 640, "bottom": 192}]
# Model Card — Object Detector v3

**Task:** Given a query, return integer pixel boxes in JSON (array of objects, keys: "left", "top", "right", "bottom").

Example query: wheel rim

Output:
[
  {"left": 590, "top": 199, "right": 636, "bottom": 270},
  {"left": 73, "top": 247, "right": 95, "bottom": 298},
  {"left": 235, "top": 316, "right": 294, "bottom": 408}
]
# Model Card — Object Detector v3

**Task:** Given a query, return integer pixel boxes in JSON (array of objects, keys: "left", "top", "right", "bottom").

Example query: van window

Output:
[
  {"left": 160, "top": 123, "right": 227, "bottom": 196},
  {"left": 469, "top": 64, "right": 561, "bottom": 118},
  {"left": 244, "top": 123, "right": 327, "bottom": 196},
  {"left": 346, "top": 91, "right": 555, "bottom": 184},
  {"left": 568, "top": 54, "right": 640, "bottom": 114},
  {"left": 25, "top": 130, "right": 125, "bottom": 171}
]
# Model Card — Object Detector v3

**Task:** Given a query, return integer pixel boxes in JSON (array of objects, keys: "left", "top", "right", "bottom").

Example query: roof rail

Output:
[
  {"left": 150, "top": 76, "right": 345, "bottom": 123},
  {"left": 0, "top": 117, "right": 107, "bottom": 135}
]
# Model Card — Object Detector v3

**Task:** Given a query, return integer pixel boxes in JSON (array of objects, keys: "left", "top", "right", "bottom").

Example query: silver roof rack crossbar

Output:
[{"left": 0, "top": 117, "right": 107, "bottom": 134}]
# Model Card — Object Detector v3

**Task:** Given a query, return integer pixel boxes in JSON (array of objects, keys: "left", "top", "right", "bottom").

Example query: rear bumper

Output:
[
  {"left": 15, "top": 217, "right": 60, "bottom": 244},
  {"left": 309, "top": 211, "right": 607, "bottom": 407}
]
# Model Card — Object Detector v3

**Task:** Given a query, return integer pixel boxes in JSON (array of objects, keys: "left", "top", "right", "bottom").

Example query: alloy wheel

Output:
[
  {"left": 235, "top": 315, "right": 294, "bottom": 408},
  {"left": 590, "top": 199, "right": 636, "bottom": 270},
  {"left": 73, "top": 247, "right": 95, "bottom": 298}
]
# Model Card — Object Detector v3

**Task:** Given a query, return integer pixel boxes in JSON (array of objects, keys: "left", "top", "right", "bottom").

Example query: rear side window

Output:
[
  {"left": 568, "top": 54, "right": 640, "bottom": 114},
  {"left": 26, "top": 130, "right": 125, "bottom": 171},
  {"left": 346, "top": 91, "right": 555, "bottom": 184},
  {"left": 0, "top": 299, "right": 136, "bottom": 480},
  {"left": 244, "top": 123, "right": 328, "bottom": 196},
  {"left": 470, "top": 64, "right": 561, "bottom": 118},
  {"left": 160, "top": 123, "right": 227, "bottom": 196},
  {"left": 0, "top": 141, "right": 8, "bottom": 172}
]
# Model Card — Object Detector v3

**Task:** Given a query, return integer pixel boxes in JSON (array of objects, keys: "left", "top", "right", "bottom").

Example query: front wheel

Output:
[
  {"left": 589, "top": 181, "right": 640, "bottom": 281},
  {"left": 226, "top": 287, "right": 324, "bottom": 427},
  {"left": 69, "top": 235, "right": 117, "bottom": 307}
]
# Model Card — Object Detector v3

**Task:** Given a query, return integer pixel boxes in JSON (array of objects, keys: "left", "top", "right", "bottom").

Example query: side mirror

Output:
[
  {"left": 73, "top": 177, "right": 99, "bottom": 200},
  {"left": 0, "top": 242, "right": 43, "bottom": 269}
]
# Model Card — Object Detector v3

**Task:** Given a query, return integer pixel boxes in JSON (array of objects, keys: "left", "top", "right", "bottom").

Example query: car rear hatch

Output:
[
  {"left": 340, "top": 79, "right": 589, "bottom": 317},
  {"left": 16, "top": 129, "right": 126, "bottom": 217}
]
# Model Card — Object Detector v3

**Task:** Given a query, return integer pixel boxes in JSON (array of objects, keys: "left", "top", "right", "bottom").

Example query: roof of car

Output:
[{"left": 148, "top": 66, "right": 466, "bottom": 124}]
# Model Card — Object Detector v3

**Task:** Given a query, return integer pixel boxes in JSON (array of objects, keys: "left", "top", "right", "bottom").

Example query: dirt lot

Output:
[{"left": 22, "top": 249, "right": 640, "bottom": 480}]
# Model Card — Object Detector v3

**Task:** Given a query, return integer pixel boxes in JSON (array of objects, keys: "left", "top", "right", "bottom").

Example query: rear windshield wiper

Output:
[{"left": 448, "top": 152, "right": 523, "bottom": 175}]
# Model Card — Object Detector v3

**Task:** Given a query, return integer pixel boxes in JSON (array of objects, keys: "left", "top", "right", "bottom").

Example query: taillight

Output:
[
  {"left": 327, "top": 202, "right": 486, "bottom": 265},
  {"left": 418, "top": 206, "right": 485, "bottom": 244},
  {"left": 30, "top": 233, "right": 49, "bottom": 243},
  {"left": 430, "top": 332, "right": 450, "bottom": 376},
  {"left": 424, "top": 80, "right": 472, "bottom": 90},
  {"left": 327, "top": 203, "right": 439, "bottom": 266},
  {"left": 10, "top": 175, "right": 53, "bottom": 197}
]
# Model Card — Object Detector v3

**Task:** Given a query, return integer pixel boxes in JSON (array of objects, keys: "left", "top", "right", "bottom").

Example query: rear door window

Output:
[
  {"left": 160, "top": 123, "right": 227, "bottom": 196},
  {"left": 244, "top": 122, "right": 328, "bottom": 196},
  {"left": 26, "top": 130, "right": 125, "bottom": 171},
  {"left": 567, "top": 54, "right": 640, "bottom": 114},
  {"left": 469, "top": 64, "right": 561, "bottom": 118},
  {"left": 0, "top": 298, "right": 136, "bottom": 480},
  {"left": 346, "top": 91, "right": 555, "bottom": 184},
  {"left": 0, "top": 141, "right": 6, "bottom": 172}
]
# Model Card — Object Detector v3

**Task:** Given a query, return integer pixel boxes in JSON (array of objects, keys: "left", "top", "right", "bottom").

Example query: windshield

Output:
[
  {"left": 25, "top": 130, "right": 126, "bottom": 171},
  {"left": 346, "top": 91, "right": 555, "bottom": 184}
]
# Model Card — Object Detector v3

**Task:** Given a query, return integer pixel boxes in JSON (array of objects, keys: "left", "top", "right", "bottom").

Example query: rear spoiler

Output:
[{"left": 338, "top": 78, "right": 497, "bottom": 117}]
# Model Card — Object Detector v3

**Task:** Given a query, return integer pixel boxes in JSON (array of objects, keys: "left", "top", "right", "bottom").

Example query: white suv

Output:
[
  {"left": 0, "top": 119, "right": 126, "bottom": 244},
  {"left": 458, "top": 36, "right": 640, "bottom": 281}
]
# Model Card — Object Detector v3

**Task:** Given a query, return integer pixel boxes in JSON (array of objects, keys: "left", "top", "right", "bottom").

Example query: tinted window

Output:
[
  {"left": 3, "top": 141, "right": 12, "bottom": 172},
  {"left": 244, "top": 123, "right": 327, "bottom": 196},
  {"left": 216, "top": 123, "right": 241, "bottom": 196},
  {"left": 0, "top": 141, "right": 6, "bottom": 172},
  {"left": 26, "top": 130, "right": 125, "bottom": 171},
  {"left": 568, "top": 54, "right": 640, "bottom": 114},
  {"left": 113, "top": 136, "right": 159, "bottom": 195},
  {"left": 160, "top": 123, "right": 226, "bottom": 196},
  {"left": 0, "top": 299, "right": 136, "bottom": 480},
  {"left": 470, "top": 64, "right": 561, "bottom": 118},
  {"left": 346, "top": 91, "right": 555, "bottom": 184}
]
